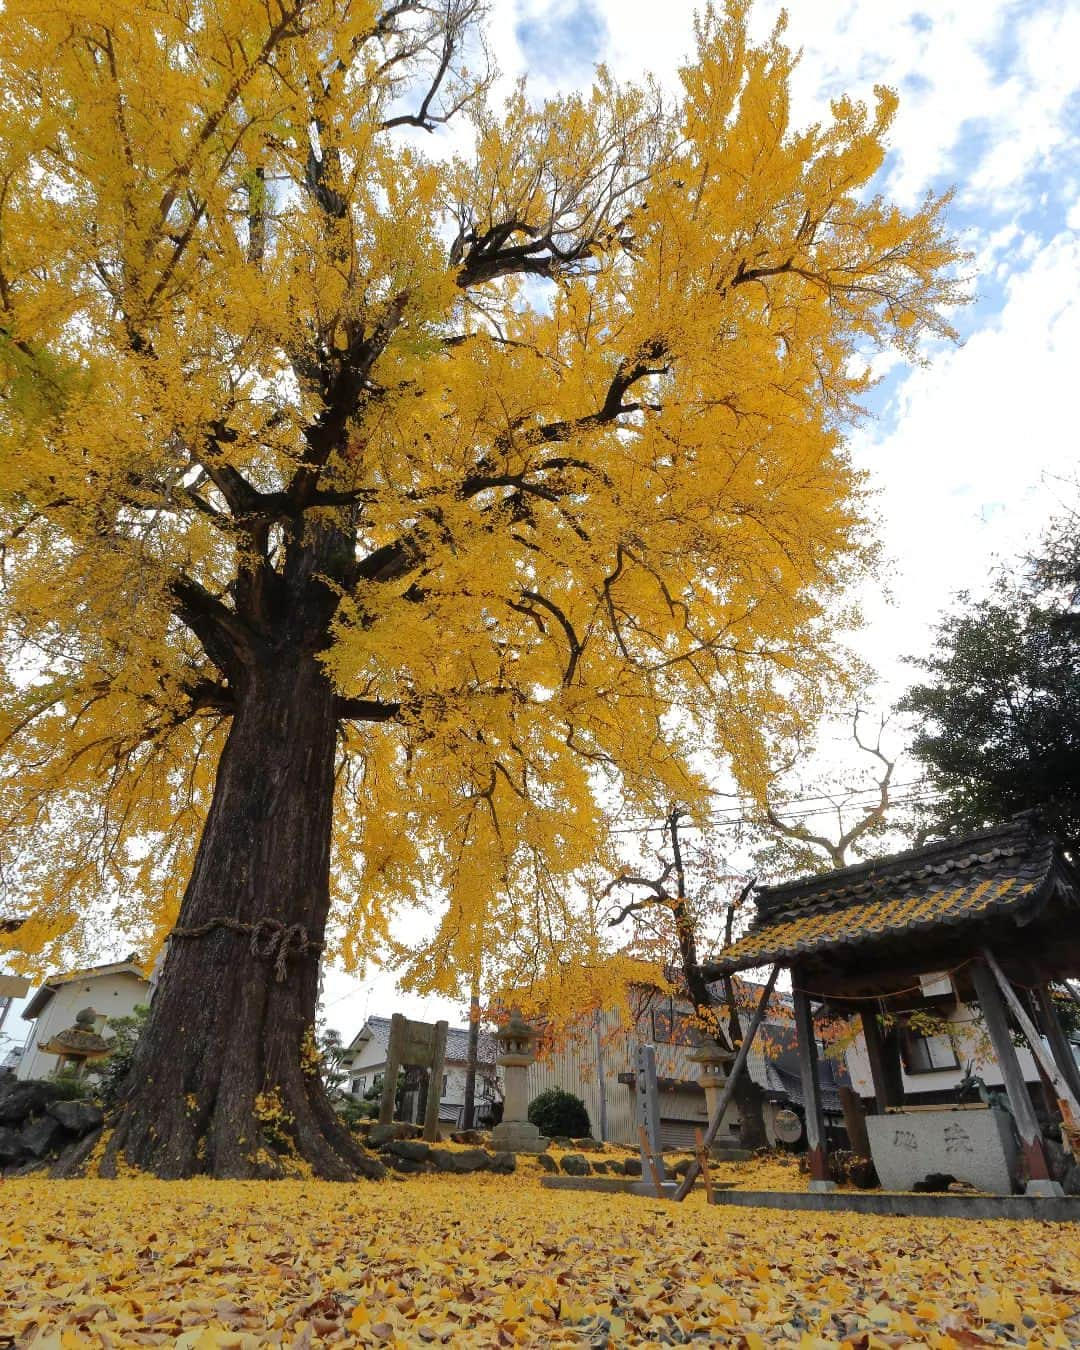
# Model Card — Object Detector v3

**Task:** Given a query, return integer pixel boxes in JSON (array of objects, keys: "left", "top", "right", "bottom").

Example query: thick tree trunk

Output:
[
  {"left": 732, "top": 1066, "right": 769, "bottom": 1150},
  {"left": 103, "top": 654, "right": 383, "bottom": 1180}
]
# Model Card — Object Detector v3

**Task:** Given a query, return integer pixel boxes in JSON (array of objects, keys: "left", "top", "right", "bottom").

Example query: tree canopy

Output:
[
  {"left": 0, "top": 0, "right": 963, "bottom": 1174},
  {"left": 903, "top": 501, "right": 1080, "bottom": 851}
]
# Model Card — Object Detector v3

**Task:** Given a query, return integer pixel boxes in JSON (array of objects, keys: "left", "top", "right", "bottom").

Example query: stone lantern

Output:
[
  {"left": 490, "top": 1009, "right": 548, "bottom": 1153},
  {"left": 39, "top": 1007, "right": 111, "bottom": 1078},
  {"left": 689, "top": 1035, "right": 735, "bottom": 1126}
]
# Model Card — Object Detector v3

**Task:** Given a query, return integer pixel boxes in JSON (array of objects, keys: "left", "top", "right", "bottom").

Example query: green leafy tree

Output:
[
  {"left": 89, "top": 1004, "right": 150, "bottom": 1109},
  {"left": 316, "top": 1025, "right": 349, "bottom": 1101},
  {"left": 902, "top": 505, "right": 1080, "bottom": 851}
]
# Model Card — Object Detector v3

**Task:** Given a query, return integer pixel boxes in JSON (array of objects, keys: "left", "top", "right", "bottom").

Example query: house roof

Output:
[
  {"left": 701, "top": 816, "right": 1077, "bottom": 978},
  {"left": 345, "top": 1015, "right": 497, "bottom": 1066},
  {"left": 21, "top": 958, "right": 147, "bottom": 1021}
]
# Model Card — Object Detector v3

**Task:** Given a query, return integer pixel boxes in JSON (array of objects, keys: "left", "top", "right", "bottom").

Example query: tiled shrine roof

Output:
[{"left": 703, "top": 816, "right": 1074, "bottom": 976}]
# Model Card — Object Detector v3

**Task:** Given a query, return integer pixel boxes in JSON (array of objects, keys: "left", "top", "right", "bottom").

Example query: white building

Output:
[{"left": 16, "top": 958, "right": 149, "bottom": 1081}]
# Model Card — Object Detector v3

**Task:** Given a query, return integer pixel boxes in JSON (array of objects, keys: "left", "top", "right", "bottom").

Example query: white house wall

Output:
[
  {"left": 844, "top": 1003, "right": 1043, "bottom": 1101},
  {"left": 17, "top": 972, "right": 148, "bottom": 1082}
]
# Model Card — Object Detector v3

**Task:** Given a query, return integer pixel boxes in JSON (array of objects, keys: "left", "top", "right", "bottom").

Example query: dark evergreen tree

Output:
[{"left": 902, "top": 504, "right": 1080, "bottom": 850}]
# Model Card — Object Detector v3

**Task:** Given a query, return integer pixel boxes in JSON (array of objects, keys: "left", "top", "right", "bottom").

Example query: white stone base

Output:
[
  {"left": 1025, "top": 1179, "right": 1065, "bottom": 1198},
  {"left": 630, "top": 1179, "right": 680, "bottom": 1199},
  {"left": 866, "top": 1107, "right": 1017, "bottom": 1195},
  {"left": 808, "top": 1179, "right": 837, "bottom": 1193},
  {"left": 491, "top": 1120, "right": 548, "bottom": 1153}
]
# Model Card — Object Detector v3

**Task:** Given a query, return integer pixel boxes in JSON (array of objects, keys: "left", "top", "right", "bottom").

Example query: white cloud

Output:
[
  {"left": 493, "top": 1, "right": 1078, "bottom": 220},
  {"left": 850, "top": 227, "right": 1080, "bottom": 688}
]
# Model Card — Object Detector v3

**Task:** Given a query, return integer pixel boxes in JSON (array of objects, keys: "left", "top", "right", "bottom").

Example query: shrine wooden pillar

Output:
[
  {"left": 423, "top": 1019, "right": 449, "bottom": 1143},
  {"left": 1034, "top": 985, "right": 1080, "bottom": 1107},
  {"left": 969, "top": 957, "right": 1055, "bottom": 1193},
  {"left": 860, "top": 1006, "right": 904, "bottom": 1114},
  {"left": 378, "top": 1013, "right": 407, "bottom": 1125},
  {"left": 792, "top": 978, "right": 835, "bottom": 1191}
]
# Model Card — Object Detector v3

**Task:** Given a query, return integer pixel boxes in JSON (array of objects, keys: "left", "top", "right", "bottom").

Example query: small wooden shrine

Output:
[{"left": 701, "top": 814, "right": 1080, "bottom": 1196}]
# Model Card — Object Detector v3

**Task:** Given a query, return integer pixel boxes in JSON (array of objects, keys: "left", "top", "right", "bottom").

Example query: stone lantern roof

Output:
[{"left": 39, "top": 1007, "right": 111, "bottom": 1061}]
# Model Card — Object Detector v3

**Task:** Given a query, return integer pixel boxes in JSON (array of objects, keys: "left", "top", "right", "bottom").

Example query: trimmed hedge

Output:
[{"left": 527, "top": 1087, "right": 590, "bottom": 1139}]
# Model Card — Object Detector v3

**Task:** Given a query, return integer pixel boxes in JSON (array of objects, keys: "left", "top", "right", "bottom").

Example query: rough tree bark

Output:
[
  {"left": 720, "top": 885, "right": 770, "bottom": 1151},
  {"left": 103, "top": 650, "right": 384, "bottom": 1180}
]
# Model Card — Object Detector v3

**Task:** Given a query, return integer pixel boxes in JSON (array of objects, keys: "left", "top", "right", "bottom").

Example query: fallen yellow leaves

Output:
[{"left": 0, "top": 1171, "right": 1077, "bottom": 1347}]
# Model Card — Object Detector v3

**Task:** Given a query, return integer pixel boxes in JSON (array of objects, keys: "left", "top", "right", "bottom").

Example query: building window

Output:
[
  {"left": 650, "top": 1001, "right": 695, "bottom": 1046},
  {"left": 353, "top": 1076, "right": 366, "bottom": 1095},
  {"left": 901, "top": 1029, "right": 959, "bottom": 1074},
  {"left": 441, "top": 1075, "right": 448, "bottom": 1096}
]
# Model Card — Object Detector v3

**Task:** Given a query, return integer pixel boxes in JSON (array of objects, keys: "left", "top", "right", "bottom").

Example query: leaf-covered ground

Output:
[{"left": 2, "top": 1166, "right": 1078, "bottom": 1348}]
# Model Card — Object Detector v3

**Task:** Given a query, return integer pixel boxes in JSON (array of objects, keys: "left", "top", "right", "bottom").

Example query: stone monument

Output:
[
  {"left": 490, "top": 1009, "right": 548, "bottom": 1153},
  {"left": 378, "top": 1013, "right": 448, "bottom": 1142}
]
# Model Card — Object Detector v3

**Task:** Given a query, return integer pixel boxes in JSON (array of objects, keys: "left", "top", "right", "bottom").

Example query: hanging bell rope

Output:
[{"left": 169, "top": 916, "right": 323, "bottom": 981}]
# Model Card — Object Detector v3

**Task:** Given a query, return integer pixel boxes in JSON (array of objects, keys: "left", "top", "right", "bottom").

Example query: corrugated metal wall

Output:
[{"left": 526, "top": 1007, "right": 741, "bottom": 1148}]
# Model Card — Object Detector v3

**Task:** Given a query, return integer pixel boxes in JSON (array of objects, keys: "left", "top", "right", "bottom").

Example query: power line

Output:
[{"left": 606, "top": 785, "right": 943, "bottom": 835}]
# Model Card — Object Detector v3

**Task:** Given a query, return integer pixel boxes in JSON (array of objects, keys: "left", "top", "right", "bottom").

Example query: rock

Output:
[
  {"left": 50, "top": 1128, "right": 104, "bottom": 1179},
  {"left": 47, "top": 1100, "right": 104, "bottom": 1136},
  {"left": 559, "top": 1153, "right": 590, "bottom": 1176},
  {"left": 551, "top": 1136, "right": 575, "bottom": 1149},
  {"left": 0, "top": 1125, "right": 25, "bottom": 1164},
  {"left": 430, "top": 1147, "right": 490, "bottom": 1174},
  {"left": 388, "top": 1157, "right": 430, "bottom": 1174},
  {"left": 571, "top": 1137, "right": 604, "bottom": 1152},
  {"left": 622, "top": 1157, "right": 642, "bottom": 1177},
  {"left": 911, "top": 1172, "right": 957, "bottom": 1193},
  {"left": 368, "top": 1122, "right": 422, "bottom": 1147},
  {"left": 536, "top": 1152, "right": 558, "bottom": 1173},
  {"left": 590, "top": 1160, "right": 609, "bottom": 1174},
  {"left": 449, "top": 1129, "right": 490, "bottom": 1145},
  {"left": 383, "top": 1139, "right": 431, "bottom": 1163},
  {"left": 488, "top": 1152, "right": 516, "bottom": 1174},
  {"left": 19, "top": 1113, "right": 66, "bottom": 1159},
  {"left": 0, "top": 1080, "right": 65, "bottom": 1125},
  {"left": 605, "top": 1158, "right": 624, "bottom": 1176},
  {"left": 672, "top": 1158, "right": 694, "bottom": 1178}
]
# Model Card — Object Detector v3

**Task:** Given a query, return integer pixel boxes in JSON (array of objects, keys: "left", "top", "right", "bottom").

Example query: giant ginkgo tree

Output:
[{"left": 0, "top": 0, "right": 962, "bottom": 1177}]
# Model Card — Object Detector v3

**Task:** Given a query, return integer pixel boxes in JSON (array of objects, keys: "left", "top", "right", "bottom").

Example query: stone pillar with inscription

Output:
[{"left": 491, "top": 1010, "right": 548, "bottom": 1153}]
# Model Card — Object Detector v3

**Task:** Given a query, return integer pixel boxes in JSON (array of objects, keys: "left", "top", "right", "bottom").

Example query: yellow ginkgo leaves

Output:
[{"left": 2, "top": 1171, "right": 1079, "bottom": 1347}]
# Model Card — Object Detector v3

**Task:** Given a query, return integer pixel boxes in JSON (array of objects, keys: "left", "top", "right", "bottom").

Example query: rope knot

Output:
[
  {"left": 248, "top": 919, "right": 313, "bottom": 982},
  {"left": 170, "top": 914, "right": 323, "bottom": 981}
]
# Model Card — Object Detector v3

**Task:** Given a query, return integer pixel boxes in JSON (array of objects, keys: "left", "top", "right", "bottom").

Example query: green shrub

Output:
[
  {"left": 50, "top": 1070, "right": 91, "bottom": 1100},
  {"left": 527, "top": 1087, "right": 590, "bottom": 1139},
  {"left": 87, "top": 1003, "right": 149, "bottom": 1108}
]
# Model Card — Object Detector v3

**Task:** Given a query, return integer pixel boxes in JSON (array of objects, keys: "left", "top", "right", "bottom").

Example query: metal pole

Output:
[
  {"left": 462, "top": 981, "right": 480, "bottom": 1130},
  {"left": 593, "top": 1012, "right": 608, "bottom": 1143}
]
